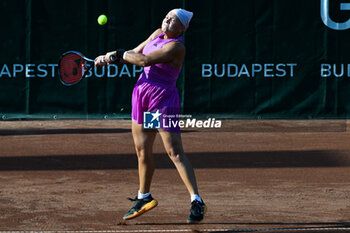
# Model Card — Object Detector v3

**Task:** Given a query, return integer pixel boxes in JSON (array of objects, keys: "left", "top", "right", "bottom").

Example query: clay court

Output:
[{"left": 0, "top": 119, "right": 349, "bottom": 232}]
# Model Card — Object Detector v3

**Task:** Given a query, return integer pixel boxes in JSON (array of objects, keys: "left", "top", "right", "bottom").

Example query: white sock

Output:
[
  {"left": 138, "top": 190, "right": 151, "bottom": 199},
  {"left": 191, "top": 194, "right": 202, "bottom": 203}
]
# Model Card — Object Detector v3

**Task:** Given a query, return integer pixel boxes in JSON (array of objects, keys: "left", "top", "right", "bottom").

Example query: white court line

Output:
[{"left": 1, "top": 227, "right": 350, "bottom": 233}]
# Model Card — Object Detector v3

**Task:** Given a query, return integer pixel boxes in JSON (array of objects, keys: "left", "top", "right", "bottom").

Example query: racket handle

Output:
[{"left": 110, "top": 55, "right": 117, "bottom": 62}]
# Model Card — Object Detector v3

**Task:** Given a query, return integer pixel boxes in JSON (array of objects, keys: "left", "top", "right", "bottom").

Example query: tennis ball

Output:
[{"left": 97, "top": 14, "right": 108, "bottom": 25}]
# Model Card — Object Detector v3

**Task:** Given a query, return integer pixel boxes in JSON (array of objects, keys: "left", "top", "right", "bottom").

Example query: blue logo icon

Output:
[
  {"left": 143, "top": 110, "right": 162, "bottom": 129},
  {"left": 321, "top": 0, "right": 350, "bottom": 30}
]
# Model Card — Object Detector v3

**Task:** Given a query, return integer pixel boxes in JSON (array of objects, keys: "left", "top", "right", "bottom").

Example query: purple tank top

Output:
[{"left": 138, "top": 32, "right": 183, "bottom": 87}]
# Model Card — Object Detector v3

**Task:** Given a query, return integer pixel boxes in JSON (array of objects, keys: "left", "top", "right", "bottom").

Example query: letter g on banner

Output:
[{"left": 321, "top": 0, "right": 350, "bottom": 30}]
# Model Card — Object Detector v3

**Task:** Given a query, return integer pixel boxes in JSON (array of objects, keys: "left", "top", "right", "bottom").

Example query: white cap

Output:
[{"left": 169, "top": 8, "right": 193, "bottom": 30}]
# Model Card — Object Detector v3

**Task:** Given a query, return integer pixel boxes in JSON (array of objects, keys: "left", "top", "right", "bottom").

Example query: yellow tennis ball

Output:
[{"left": 97, "top": 14, "right": 108, "bottom": 25}]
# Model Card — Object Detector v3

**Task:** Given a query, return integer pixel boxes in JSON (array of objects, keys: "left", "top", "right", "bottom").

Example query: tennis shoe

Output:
[
  {"left": 123, "top": 195, "right": 158, "bottom": 220},
  {"left": 187, "top": 200, "right": 207, "bottom": 223}
]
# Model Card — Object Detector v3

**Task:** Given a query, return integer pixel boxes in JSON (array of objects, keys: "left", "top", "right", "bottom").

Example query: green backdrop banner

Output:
[{"left": 1, "top": 0, "right": 350, "bottom": 118}]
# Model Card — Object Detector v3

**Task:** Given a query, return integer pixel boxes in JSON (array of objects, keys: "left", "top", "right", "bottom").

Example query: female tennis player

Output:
[{"left": 95, "top": 8, "right": 206, "bottom": 223}]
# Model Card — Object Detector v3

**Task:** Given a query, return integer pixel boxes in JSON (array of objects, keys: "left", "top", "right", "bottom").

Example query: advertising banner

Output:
[{"left": 1, "top": 0, "right": 350, "bottom": 118}]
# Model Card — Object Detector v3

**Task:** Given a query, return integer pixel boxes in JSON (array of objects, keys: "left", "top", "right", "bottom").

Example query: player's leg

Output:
[
  {"left": 159, "top": 129, "right": 198, "bottom": 194},
  {"left": 158, "top": 129, "right": 207, "bottom": 223},
  {"left": 123, "top": 121, "right": 158, "bottom": 220},
  {"left": 132, "top": 121, "right": 157, "bottom": 194}
]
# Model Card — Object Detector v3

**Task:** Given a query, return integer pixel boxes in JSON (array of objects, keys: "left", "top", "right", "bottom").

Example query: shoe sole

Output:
[
  {"left": 186, "top": 204, "right": 207, "bottom": 224},
  {"left": 123, "top": 199, "right": 158, "bottom": 220}
]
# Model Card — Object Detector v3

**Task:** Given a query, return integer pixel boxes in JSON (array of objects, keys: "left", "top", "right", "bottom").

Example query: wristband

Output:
[{"left": 116, "top": 49, "right": 126, "bottom": 62}]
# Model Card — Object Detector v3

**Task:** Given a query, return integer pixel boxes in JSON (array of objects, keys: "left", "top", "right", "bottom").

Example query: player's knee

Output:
[
  {"left": 135, "top": 145, "right": 152, "bottom": 163},
  {"left": 167, "top": 149, "right": 184, "bottom": 163},
  {"left": 134, "top": 143, "right": 145, "bottom": 153}
]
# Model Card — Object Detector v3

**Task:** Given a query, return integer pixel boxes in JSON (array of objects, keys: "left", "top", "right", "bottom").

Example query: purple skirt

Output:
[{"left": 132, "top": 80, "right": 180, "bottom": 133}]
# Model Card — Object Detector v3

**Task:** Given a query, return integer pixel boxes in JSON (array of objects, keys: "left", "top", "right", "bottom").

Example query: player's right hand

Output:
[{"left": 94, "top": 55, "right": 107, "bottom": 66}]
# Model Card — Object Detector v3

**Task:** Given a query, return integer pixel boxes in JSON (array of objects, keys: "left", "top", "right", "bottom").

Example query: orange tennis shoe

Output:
[{"left": 123, "top": 195, "right": 158, "bottom": 220}]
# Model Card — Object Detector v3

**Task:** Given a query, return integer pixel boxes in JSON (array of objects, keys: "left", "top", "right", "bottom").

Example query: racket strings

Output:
[{"left": 59, "top": 54, "right": 84, "bottom": 85}]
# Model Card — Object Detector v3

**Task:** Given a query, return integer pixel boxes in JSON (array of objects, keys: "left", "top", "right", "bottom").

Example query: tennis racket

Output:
[
  {"left": 58, "top": 51, "right": 117, "bottom": 86},
  {"left": 58, "top": 51, "right": 95, "bottom": 86}
]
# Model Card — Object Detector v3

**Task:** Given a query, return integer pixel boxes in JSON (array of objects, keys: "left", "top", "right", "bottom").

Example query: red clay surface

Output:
[{"left": 0, "top": 119, "right": 349, "bottom": 233}]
